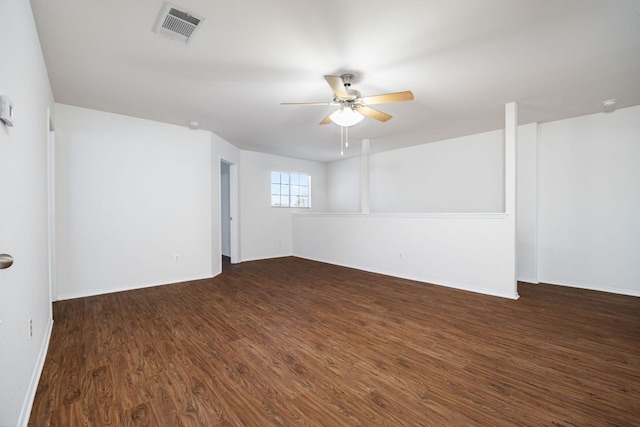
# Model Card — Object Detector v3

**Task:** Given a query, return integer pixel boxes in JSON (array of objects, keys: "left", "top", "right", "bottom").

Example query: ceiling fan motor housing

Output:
[{"left": 340, "top": 73, "right": 354, "bottom": 87}]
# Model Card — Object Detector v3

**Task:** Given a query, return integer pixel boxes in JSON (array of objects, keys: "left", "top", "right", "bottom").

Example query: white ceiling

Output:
[{"left": 31, "top": 0, "right": 640, "bottom": 162}]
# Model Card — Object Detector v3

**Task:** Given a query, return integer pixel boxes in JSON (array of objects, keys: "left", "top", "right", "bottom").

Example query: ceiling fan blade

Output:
[
  {"left": 324, "top": 75, "right": 351, "bottom": 99},
  {"left": 280, "top": 101, "right": 335, "bottom": 106},
  {"left": 358, "top": 106, "right": 393, "bottom": 122},
  {"left": 361, "top": 91, "right": 414, "bottom": 105},
  {"left": 319, "top": 112, "right": 333, "bottom": 125}
]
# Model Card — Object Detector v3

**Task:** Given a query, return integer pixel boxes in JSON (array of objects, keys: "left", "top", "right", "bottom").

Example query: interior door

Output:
[{"left": 0, "top": 106, "right": 52, "bottom": 423}]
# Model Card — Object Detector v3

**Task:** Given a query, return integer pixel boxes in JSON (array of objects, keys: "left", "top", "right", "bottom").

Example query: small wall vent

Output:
[{"left": 153, "top": 2, "right": 204, "bottom": 44}]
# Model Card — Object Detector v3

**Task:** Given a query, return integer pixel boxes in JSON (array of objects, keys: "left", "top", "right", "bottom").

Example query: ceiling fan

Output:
[{"left": 281, "top": 74, "right": 414, "bottom": 127}]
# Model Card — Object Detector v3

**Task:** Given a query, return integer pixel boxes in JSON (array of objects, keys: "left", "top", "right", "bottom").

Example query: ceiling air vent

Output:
[{"left": 153, "top": 2, "right": 204, "bottom": 44}]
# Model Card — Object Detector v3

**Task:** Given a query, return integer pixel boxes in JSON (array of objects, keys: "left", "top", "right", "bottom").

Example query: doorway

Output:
[{"left": 220, "top": 159, "right": 238, "bottom": 270}]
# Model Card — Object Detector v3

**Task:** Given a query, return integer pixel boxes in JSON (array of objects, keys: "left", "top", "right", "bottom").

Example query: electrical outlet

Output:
[
  {"left": 174, "top": 254, "right": 180, "bottom": 262},
  {"left": 29, "top": 318, "right": 33, "bottom": 338},
  {"left": 399, "top": 251, "right": 403, "bottom": 259}
]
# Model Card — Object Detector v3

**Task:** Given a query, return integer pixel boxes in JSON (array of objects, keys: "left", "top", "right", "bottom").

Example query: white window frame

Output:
[{"left": 270, "top": 171, "right": 311, "bottom": 208}]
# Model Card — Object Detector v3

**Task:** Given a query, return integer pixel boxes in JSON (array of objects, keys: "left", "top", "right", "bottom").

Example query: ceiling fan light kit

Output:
[
  {"left": 329, "top": 106, "right": 364, "bottom": 127},
  {"left": 282, "top": 73, "right": 414, "bottom": 126},
  {"left": 281, "top": 73, "right": 414, "bottom": 154}
]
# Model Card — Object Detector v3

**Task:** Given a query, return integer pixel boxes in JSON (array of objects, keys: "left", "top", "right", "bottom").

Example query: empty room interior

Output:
[{"left": 1, "top": 1, "right": 639, "bottom": 426}]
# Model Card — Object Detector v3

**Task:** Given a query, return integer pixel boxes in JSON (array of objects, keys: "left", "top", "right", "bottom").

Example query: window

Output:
[{"left": 271, "top": 171, "right": 310, "bottom": 208}]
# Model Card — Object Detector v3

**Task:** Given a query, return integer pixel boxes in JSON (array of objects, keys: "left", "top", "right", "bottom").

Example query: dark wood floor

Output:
[{"left": 30, "top": 257, "right": 640, "bottom": 426}]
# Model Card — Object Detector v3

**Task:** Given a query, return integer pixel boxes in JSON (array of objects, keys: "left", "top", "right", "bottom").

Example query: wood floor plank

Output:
[{"left": 30, "top": 256, "right": 640, "bottom": 426}]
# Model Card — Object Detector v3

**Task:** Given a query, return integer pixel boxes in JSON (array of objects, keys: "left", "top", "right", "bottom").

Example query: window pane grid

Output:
[{"left": 271, "top": 171, "right": 310, "bottom": 208}]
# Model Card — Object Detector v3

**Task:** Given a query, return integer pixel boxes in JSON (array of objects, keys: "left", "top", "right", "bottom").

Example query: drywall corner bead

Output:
[{"left": 0, "top": 95, "right": 15, "bottom": 127}]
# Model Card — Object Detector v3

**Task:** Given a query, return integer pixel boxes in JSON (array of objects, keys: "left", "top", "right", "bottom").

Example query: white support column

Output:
[
  {"left": 505, "top": 102, "right": 518, "bottom": 295},
  {"left": 505, "top": 102, "right": 517, "bottom": 216},
  {"left": 360, "top": 139, "right": 370, "bottom": 214}
]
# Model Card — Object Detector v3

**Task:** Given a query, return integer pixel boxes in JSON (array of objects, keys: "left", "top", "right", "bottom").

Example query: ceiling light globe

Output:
[{"left": 330, "top": 107, "right": 364, "bottom": 127}]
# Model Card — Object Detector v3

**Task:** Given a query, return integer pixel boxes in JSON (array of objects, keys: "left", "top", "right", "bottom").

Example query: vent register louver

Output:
[{"left": 153, "top": 2, "right": 204, "bottom": 44}]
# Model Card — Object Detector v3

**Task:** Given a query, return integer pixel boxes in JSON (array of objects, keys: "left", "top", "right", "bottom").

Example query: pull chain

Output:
[
  {"left": 339, "top": 126, "right": 351, "bottom": 156},
  {"left": 345, "top": 126, "right": 349, "bottom": 148}
]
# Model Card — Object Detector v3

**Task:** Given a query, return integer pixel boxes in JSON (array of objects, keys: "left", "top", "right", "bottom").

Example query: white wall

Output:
[
  {"left": 293, "top": 213, "right": 518, "bottom": 298},
  {"left": 327, "top": 156, "right": 360, "bottom": 212},
  {"left": 327, "top": 125, "right": 540, "bottom": 284},
  {"left": 239, "top": 150, "right": 328, "bottom": 261},
  {"left": 369, "top": 130, "right": 505, "bottom": 213},
  {"left": 539, "top": 105, "right": 640, "bottom": 296},
  {"left": 55, "top": 104, "right": 214, "bottom": 299},
  {"left": 0, "top": 1, "right": 54, "bottom": 425}
]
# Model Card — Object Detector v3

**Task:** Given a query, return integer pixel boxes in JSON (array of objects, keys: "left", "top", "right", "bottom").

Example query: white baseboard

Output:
[
  {"left": 57, "top": 273, "right": 213, "bottom": 301},
  {"left": 295, "top": 255, "right": 520, "bottom": 300},
  {"left": 517, "top": 276, "right": 539, "bottom": 284},
  {"left": 240, "top": 254, "right": 292, "bottom": 263},
  {"left": 18, "top": 317, "right": 54, "bottom": 427},
  {"left": 540, "top": 278, "right": 640, "bottom": 297}
]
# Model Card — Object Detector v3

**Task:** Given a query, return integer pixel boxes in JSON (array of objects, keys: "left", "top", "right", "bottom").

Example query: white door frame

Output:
[
  {"left": 229, "top": 163, "right": 239, "bottom": 263},
  {"left": 47, "top": 114, "right": 57, "bottom": 302}
]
